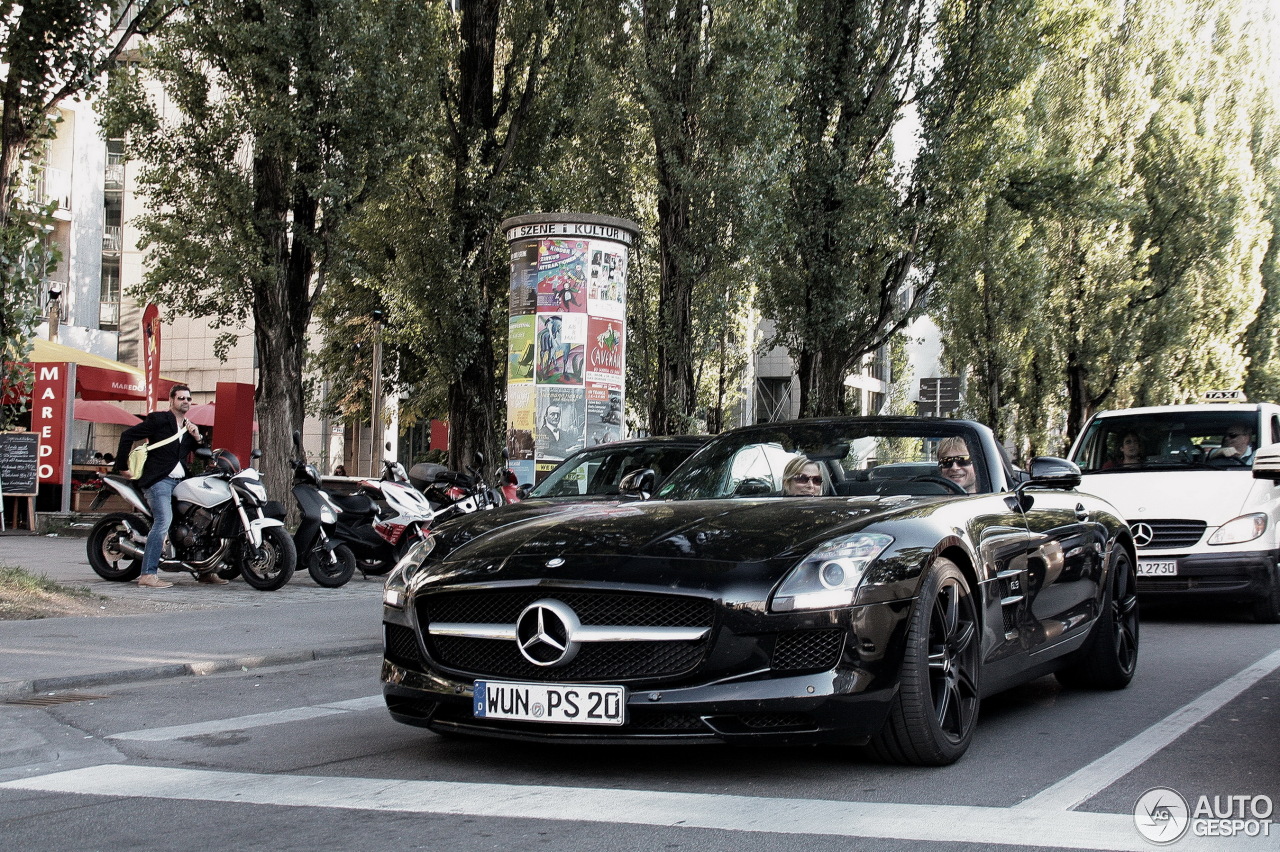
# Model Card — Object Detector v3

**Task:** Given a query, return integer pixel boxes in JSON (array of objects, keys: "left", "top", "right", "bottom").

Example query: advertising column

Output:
[{"left": 501, "top": 213, "right": 638, "bottom": 486}]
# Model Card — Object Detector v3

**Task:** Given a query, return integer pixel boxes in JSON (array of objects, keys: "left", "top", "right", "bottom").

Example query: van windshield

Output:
[{"left": 1073, "top": 411, "right": 1260, "bottom": 472}]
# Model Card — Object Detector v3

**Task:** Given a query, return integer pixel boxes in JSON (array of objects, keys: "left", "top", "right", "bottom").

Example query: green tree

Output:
[
  {"left": 625, "top": 0, "right": 791, "bottom": 434},
  {"left": 103, "top": 0, "right": 441, "bottom": 498},
  {"left": 0, "top": 0, "right": 178, "bottom": 428}
]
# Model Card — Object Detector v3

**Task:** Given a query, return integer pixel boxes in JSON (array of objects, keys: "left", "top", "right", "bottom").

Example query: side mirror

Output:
[
  {"left": 1022, "top": 457, "right": 1081, "bottom": 491},
  {"left": 473, "top": 451, "right": 485, "bottom": 468},
  {"left": 251, "top": 448, "right": 263, "bottom": 460},
  {"left": 733, "top": 477, "right": 774, "bottom": 497},
  {"left": 619, "top": 468, "right": 657, "bottom": 499},
  {"left": 292, "top": 430, "right": 302, "bottom": 451},
  {"left": 516, "top": 483, "right": 533, "bottom": 500},
  {"left": 1252, "top": 443, "right": 1280, "bottom": 481}
]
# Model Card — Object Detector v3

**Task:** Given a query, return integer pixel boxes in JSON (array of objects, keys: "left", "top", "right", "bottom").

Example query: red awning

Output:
[{"left": 18, "top": 339, "right": 178, "bottom": 401}]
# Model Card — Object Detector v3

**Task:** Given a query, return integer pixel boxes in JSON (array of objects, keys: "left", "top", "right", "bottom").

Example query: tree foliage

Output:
[{"left": 103, "top": 0, "right": 441, "bottom": 498}]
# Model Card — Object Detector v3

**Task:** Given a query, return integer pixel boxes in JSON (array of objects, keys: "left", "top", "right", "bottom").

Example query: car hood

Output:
[
  {"left": 431, "top": 495, "right": 929, "bottom": 568},
  {"left": 1079, "top": 470, "right": 1255, "bottom": 524}
]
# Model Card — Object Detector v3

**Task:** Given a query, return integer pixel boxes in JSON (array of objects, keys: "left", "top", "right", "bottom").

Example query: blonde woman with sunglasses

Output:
[{"left": 782, "top": 454, "right": 824, "bottom": 496}]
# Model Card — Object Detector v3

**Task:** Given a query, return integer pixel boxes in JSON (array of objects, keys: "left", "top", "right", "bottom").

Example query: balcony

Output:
[
  {"left": 35, "top": 166, "right": 71, "bottom": 212},
  {"left": 103, "top": 226, "right": 123, "bottom": 253},
  {"left": 105, "top": 153, "right": 125, "bottom": 190}
]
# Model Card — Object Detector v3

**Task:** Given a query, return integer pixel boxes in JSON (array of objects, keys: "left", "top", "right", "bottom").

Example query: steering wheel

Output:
[{"left": 911, "top": 475, "right": 968, "bottom": 495}]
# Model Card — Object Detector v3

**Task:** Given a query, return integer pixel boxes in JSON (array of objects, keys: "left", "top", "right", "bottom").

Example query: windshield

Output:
[
  {"left": 529, "top": 442, "right": 701, "bottom": 498},
  {"left": 1073, "top": 410, "right": 1261, "bottom": 472},
  {"left": 656, "top": 421, "right": 989, "bottom": 500}
]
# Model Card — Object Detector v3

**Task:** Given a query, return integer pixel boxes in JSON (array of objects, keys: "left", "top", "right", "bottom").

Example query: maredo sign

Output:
[{"left": 31, "top": 362, "right": 73, "bottom": 484}]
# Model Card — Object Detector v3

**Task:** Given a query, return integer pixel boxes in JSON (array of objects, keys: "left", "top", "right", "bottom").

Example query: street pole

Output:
[{"left": 369, "top": 311, "right": 384, "bottom": 477}]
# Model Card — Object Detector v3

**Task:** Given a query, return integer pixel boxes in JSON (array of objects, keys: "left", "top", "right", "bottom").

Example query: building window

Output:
[
  {"left": 757, "top": 377, "right": 792, "bottom": 423},
  {"left": 100, "top": 258, "right": 121, "bottom": 331}
]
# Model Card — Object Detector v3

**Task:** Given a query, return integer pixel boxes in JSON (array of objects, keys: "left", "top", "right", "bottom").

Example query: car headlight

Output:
[
  {"left": 382, "top": 567, "right": 406, "bottom": 609},
  {"left": 772, "top": 532, "right": 894, "bottom": 612},
  {"left": 1208, "top": 513, "right": 1267, "bottom": 545}
]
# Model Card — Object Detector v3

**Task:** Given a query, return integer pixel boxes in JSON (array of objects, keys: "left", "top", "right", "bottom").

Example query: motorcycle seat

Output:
[{"left": 332, "top": 492, "right": 377, "bottom": 519}]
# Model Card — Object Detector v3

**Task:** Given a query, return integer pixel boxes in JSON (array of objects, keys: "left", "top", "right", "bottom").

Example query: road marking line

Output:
[
  {"left": 106, "top": 696, "right": 383, "bottom": 742},
  {"left": 1018, "top": 646, "right": 1280, "bottom": 812},
  {"left": 5, "top": 763, "right": 1247, "bottom": 851}
]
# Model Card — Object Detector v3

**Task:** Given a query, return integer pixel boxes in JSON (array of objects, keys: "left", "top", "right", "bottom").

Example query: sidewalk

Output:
[{"left": 0, "top": 534, "right": 385, "bottom": 697}]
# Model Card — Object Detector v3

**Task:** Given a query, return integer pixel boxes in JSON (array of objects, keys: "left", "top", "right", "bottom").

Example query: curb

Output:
[{"left": 0, "top": 643, "right": 383, "bottom": 699}]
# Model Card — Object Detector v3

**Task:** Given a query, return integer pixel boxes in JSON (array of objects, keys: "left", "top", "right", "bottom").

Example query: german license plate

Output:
[
  {"left": 473, "top": 680, "right": 627, "bottom": 726},
  {"left": 1137, "top": 560, "right": 1177, "bottom": 576}
]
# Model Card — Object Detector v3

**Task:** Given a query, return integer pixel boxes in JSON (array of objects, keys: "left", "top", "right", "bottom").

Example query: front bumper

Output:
[
  {"left": 1135, "top": 548, "right": 1278, "bottom": 602},
  {"left": 381, "top": 595, "right": 913, "bottom": 746}
]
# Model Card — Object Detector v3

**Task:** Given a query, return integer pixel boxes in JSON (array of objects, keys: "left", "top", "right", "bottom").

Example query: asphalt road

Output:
[{"left": 1, "top": 603, "right": 1278, "bottom": 851}]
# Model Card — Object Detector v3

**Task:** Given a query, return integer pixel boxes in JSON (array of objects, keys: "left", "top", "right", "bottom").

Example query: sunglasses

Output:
[
  {"left": 788, "top": 474, "right": 823, "bottom": 485},
  {"left": 174, "top": 396, "right": 192, "bottom": 401},
  {"left": 938, "top": 456, "right": 973, "bottom": 469}
]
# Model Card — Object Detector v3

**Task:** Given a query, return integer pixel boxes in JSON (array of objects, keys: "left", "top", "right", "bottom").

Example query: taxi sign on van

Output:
[{"left": 1204, "top": 389, "right": 1247, "bottom": 401}]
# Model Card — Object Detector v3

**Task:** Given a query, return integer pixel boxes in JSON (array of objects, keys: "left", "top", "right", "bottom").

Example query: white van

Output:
[{"left": 1068, "top": 402, "right": 1280, "bottom": 622}]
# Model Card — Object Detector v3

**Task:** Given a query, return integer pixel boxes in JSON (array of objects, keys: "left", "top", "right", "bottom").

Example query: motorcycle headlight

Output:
[
  {"left": 1208, "top": 513, "right": 1267, "bottom": 545},
  {"left": 319, "top": 506, "right": 337, "bottom": 524},
  {"left": 771, "top": 532, "right": 894, "bottom": 612}
]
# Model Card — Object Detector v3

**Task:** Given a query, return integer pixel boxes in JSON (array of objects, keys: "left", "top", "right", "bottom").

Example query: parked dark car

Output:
[
  {"left": 526, "top": 435, "right": 708, "bottom": 499},
  {"left": 382, "top": 417, "right": 1138, "bottom": 765}
]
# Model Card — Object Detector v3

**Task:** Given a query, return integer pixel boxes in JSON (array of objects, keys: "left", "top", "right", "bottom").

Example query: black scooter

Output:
[{"left": 290, "top": 432, "right": 356, "bottom": 587}]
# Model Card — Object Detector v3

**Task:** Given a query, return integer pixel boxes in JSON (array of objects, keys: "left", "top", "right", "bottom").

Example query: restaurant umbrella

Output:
[{"left": 73, "top": 400, "right": 143, "bottom": 426}]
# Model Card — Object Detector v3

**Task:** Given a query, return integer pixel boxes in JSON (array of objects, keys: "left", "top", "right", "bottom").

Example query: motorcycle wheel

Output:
[
  {"left": 308, "top": 544, "right": 356, "bottom": 588},
  {"left": 86, "top": 512, "right": 149, "bottom": 581},
  {"left": 238, "top": 526, "right": 297, "bottom": 590}
]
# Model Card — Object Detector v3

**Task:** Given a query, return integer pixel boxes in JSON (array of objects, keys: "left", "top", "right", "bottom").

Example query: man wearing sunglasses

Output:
[
  {"left": 1211, "top": 422, "right": 1256, "bottom": 465},
  {"left": 936, "top": 436, "right": 978, "bottom": 493},
  {"left": 113, "top": 384, "right": 210, "bottom": 588}
]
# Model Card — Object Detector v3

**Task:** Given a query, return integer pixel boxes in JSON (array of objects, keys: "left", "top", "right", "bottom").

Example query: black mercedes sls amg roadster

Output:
[{"left": 382, "top": 417, "right": 1138, "bottom": 765}]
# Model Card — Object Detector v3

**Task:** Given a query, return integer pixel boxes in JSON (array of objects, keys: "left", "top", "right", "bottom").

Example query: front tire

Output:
[
  {"left": 238, "top": 526, "right": 297, "bottom": 590},
  {"left": 86, "top": 513, "right": 149, "bottom": 581},
  {"left": 1056, "top": 550, "right": 1139, "bottom": 689},
  {"left": 1251, "top": 564, "right": 1280, "bottom": 623},
  {"left": 869, "top": 557, "right": 980, "bottom": 766},
  {"left": 308, "top": 543, "right": 356, "bottom": 588}
]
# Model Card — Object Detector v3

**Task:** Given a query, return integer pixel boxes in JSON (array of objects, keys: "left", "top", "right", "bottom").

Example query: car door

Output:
[{"left": 1015, "top": 488, "right": 1107, "bottom": 654}]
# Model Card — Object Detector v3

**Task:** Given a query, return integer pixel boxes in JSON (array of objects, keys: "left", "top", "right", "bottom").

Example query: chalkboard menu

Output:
[{"left": 0, "top": 432, "right": 39, "bottom": 496}]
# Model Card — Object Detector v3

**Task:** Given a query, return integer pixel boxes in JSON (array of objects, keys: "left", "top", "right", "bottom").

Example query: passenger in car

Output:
[
  {"left": 1210, "top": 422, "right": 1256, "bottom": 464},
  {"left": 936, "top": 436, "right": 978, "bottom": 493},
  {"left": 1102, "top": 431, "right": 1144, "bottom": 469},
  {"left": 782, "top": 455, "right": 824, "bottom": 496}
]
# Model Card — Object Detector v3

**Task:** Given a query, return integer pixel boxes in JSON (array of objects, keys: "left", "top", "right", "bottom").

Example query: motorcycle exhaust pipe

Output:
[{"left": 116, "top": 539, "right": 146, "bottom": 560}]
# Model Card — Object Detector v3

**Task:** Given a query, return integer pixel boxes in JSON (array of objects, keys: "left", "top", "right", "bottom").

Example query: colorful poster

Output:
[
  {"left": 587, "top": 243, "right": 627, "bottom": 318},
  {"left": 509, "top": 459, "right": 536, "bottom": 488},
  {"left": 585, "top": 384, "right": 624, "bottom": 447},
  {"left": 535, "top": 313, "right": 586, "bottom": 385},
  {"left": 586, "top": 317, "right": 624, "bottom": 386},
  {"left": 534, "top": 460, "right": 560, "bottom": 485},
  {"left": 508, "top": 315, "right": 535, "bottom": 383},
  {"left": 536, "top": 385, "right": 585, "bottom": 461},
  {"left": 509, "top": 239, "right": 539, "bottom": 315},
  {"left": 536, "top": 239, "right": 588, "bottom": 313},
  {"left": 506, "top": 384, "right": 536, "bottom": 460}
]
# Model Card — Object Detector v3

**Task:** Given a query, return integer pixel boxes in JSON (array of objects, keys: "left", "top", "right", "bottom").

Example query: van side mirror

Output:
[{"left": 1252, "top": 443, "right": 1280, "bottom": 481}]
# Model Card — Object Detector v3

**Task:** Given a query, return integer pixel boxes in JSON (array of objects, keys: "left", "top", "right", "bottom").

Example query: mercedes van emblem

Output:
[{"left": 1131, "top": 522, "right": 1154, "bottom": 547}]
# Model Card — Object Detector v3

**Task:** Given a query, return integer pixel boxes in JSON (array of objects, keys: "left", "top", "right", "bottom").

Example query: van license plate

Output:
[
  {"left": 1137, "top": 560, "right": 1177, "bottom": 576},
  {"left": 474, "top": 680, "right": 626, "bottom": 726}
]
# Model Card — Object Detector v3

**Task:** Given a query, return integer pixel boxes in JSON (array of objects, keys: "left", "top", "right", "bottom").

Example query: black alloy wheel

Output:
[
  {"left": 239, "top": 526, "right": 297, "bottom": 590},
  {"left": 869, "top": 557, "right": 980, "bottom": 766},
  {"left": 1056, "top": 550, "right": 1139, "bottom": 689},
  {"left": 86, "top": 512, "right": 148, "bottom": 581}
]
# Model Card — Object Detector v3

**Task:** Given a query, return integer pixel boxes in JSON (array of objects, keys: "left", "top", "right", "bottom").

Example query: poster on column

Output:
[
  {"left": 506, "top": 383, "right": 536, "bottom": 460},
  {"left": 587, "top": 242, "right": 627, "bottom": 319},
  {"left": 535, "top": 313, "right": 586, "bottom": 385},
  {"left": 536, "top": 239, "right": 588, "bottom": 313},
  {"left": 585, "top": 384, "right": 624, "bottom": 447},
  {"left": 586, "top": 317, "right": 624, "bottom": 387},
  {"left": 536, "top": 385, "right": 585, "bottom": 463},
  {"left": 509, "top": 239, "right": 539, "bottom": 315},
  {"left": 508, "top": 315, "right": 535, "bottom": 382}
]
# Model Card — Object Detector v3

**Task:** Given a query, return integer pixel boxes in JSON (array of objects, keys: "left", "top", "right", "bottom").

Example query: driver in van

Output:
[{"left": 1211, "top": 422, "right": 1256, "bottom": 464}]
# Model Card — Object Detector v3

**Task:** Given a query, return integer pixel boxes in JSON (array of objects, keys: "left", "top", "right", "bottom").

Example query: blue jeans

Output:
[{"left": 142, "top": 477, "right": 181, "bottom": 576}]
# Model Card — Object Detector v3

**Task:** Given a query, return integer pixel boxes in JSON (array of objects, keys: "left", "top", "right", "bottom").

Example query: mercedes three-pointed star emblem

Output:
[
  {"left": 1131, "top": 522, "right": 1154, "bottom": 548},
  {"left": 515, "top": 599, "right": 582, "bottom": 667}
]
